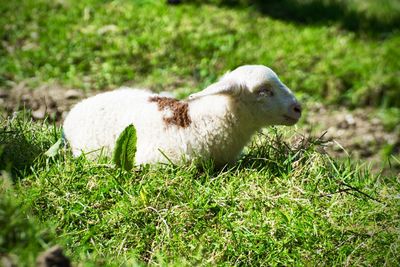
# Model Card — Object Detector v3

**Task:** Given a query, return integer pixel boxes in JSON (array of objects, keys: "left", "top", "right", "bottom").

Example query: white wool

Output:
[{"left": 63, "top": 65, "right": 301, "bottom": 166}]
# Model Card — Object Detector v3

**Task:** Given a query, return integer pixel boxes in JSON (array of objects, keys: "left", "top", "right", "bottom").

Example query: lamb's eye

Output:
[{"left": 258, "top": 86, "right": 274, "bottom": 97}]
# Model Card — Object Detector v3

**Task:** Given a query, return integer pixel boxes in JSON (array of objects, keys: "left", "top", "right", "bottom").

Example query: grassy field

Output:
[
  {"left": 2, "top": 114, "right": 399, "bottom": 266},
  {"left": 1, "top": 0, "right": 399, "bottom": 106},
  {"left": 1, "top": 0, "right": 400, "bottom": 266}
]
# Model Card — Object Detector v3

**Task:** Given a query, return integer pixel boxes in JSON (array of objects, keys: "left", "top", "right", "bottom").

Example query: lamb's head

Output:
[{"left": 189, "top": 65, "right": 302, "bottom": 126}]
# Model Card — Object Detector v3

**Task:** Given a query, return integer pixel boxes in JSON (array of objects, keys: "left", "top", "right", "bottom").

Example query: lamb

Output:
[{"left": 63, "top": 65, "right": 302, "bottom": 167}]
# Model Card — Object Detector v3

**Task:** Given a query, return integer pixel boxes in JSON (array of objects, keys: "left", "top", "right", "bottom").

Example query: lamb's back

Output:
[{"left": 63, "top": 89, "right": 158, "bottom": 157}]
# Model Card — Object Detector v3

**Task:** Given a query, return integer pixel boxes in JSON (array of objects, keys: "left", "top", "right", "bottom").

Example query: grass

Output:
[
  {"left": 190, "top": 0, "right": 400, "bottom": 34},
  {"left": 0, "top": 0, "right": 399, "bottom": 107},
  {"left": 1, "top": 0, "right": 400, "bottom": 265},
  {"left": 1, "top": 113, "right": 399, "bottom": 266}
]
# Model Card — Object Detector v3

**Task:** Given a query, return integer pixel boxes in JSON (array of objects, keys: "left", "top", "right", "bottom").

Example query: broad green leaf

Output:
[{"left": 113, "top": 125, "right": 137, "bottom": 170}]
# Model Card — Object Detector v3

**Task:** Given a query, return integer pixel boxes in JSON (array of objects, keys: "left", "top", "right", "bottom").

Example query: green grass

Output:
[
  {"left": 1, "top": 113, "right": 399, "bottom": 266},
  {"left": 190, "top": 0, "right": 400, "bottom": 34},
  {"left": 0, "top": 0, "right": 399, "bottom": 107}
]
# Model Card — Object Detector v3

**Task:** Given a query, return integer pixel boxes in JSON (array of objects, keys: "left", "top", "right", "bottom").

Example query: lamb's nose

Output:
[
  {"left": 290, "top": 102, "right": 302, "bottom": 119},
  {"left": 292, "top": 103, "right": 302, "bottom": 114}
]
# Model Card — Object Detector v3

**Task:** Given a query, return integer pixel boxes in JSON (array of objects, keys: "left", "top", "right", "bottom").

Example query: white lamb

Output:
[{"left": 63, "top": 65, "right": 302, "bottom": 167}]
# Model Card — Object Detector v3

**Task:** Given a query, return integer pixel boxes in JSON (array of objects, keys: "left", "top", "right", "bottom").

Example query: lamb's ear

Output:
[{"left": 189, "top": 80, "right": 242, "bottom": 100}]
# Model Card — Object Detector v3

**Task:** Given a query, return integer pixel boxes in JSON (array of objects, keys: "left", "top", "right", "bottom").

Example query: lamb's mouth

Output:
[{"left": 283, "top": 115, "right": 299, "bottom": 125}]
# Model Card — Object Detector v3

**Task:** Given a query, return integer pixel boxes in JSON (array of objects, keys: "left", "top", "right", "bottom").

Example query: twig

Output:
[
  {"left": 338, "top": 181, "right": 382, "bottom": 203},
  {"left": 319, "top": 188, "right": 352, "bottom": 197}
]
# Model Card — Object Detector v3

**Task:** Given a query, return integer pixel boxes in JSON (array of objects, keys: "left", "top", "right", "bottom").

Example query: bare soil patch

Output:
[
  {"left": 302, "top": 103, "right": 400, "bottom": 173},
  {"left": 0, "top": 82, "right": 87, "bottom": 121}
]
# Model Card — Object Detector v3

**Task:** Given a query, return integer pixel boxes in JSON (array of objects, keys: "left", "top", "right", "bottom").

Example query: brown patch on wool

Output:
[{"left": 149, "top": 96, "right": 192, "bottom": 128}]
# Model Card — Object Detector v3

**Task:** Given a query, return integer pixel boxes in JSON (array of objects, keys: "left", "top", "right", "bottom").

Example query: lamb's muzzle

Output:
[{"left": 285, "top": 102, "right": 302, "bottom": 122}]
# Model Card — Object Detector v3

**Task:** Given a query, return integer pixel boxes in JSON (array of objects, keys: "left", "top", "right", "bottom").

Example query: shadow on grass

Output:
[
  {"left": 0, "top": 112, "right": 52, "bottom": 178},
  {"left": 184, "top": 130, "right": 330, "bottom": 180},
  {"left": 0, "top": 132, "right": 43, "bottom": 177},
  {"left": 188, "top": 0, "right": 400, "bottom": 36},
  {"left": 235, "top": 130, "right": 329, "bottom": 176}
]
